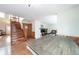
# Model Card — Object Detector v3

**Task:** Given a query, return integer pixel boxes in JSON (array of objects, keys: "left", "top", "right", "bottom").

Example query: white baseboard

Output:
[{"left": 26, "top": 46, "right": 37, "bottom": 55}]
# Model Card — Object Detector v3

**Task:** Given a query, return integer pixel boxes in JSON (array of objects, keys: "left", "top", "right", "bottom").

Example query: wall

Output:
[
  {"left": 31, "top": 21, "right": 35, "bottom": 32},
  {"left": 22, "top": 19, "right": 35, "bottom": 32},
  {"left": 40, "top": 15, "right": 57, "bottom": 25},
  {"left": 39, "top": 15, "right": 57, "bottom": 33},
  {"left": 35, "top": 20, "right": 42, "bottom": 39},
  {"left": 34, "top": 20, "right": 57, "bottom": 39},
  {"left": 22, "top": 20, "right": 41, "bottom": 39},
  {"left": 0, "top": 24, "right": 6, "bottom": 33},
  {"left": 57, "top": 6, "right": 79, "bottom": 36},
  {"left": 0, "top": 11, "right": 10, "bottom": 35},
  {"left": 0, "top": 12, "right": 5, "bottom": 18},
  {"left": 34, "top": 14, "right": 58, "bottom": 39},
  {"left": 6, "top": 25, "right": 10, "bottom": 35},
  {"left": 47, "top": 24, "right": 57, "bottom": 33},
  {"left": 19, "top": 17, "right": 24, "bottom": 28},
  {"left": 40, "top": 22, "right": 56, "bottom": 33},
  {"left": 0, "top": 18, "right": 10, "bottom": 35},
  {"left": 0, "top": 12, "right": 5, "bottom": 32}
]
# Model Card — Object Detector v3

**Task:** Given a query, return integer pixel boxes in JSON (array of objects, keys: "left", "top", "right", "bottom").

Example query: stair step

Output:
[{"left": 11, "top": 21, "right": 25, "bottom": 44}]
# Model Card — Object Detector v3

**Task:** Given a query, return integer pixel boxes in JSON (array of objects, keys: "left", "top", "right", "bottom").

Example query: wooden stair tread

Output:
[{"left": 11, "top": 21, "right": 25, "bottom": 45}]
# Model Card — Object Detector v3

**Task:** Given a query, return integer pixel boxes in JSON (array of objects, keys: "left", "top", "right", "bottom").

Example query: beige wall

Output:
[
  {"left": 0, "top": 17, "right": 10, "bottom": 35},
  {"left": 57, "top": 6, "right": 79, "bottom": 37}
]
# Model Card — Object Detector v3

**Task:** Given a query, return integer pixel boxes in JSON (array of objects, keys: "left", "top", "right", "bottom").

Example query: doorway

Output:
[{"left": 23, "top": 23, "right": 32, "bottom": 40}]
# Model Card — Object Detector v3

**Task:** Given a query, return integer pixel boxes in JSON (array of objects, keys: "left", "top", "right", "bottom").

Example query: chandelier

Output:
[{"left": 25, "top": 0, "right": 31, "bottom": 7}]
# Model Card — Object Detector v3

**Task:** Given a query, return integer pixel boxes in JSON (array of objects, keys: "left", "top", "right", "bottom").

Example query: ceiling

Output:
[{"left": 0, "top": 4, "right": 78, "bottom": 20}]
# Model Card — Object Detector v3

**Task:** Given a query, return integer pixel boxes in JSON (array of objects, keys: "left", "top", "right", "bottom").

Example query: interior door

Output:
[
  {"left": 23, "top": 23, "right": 32, "bottom": 39},
  {"left": 27, "top": 23, "right": 32, "bottom": 39}
]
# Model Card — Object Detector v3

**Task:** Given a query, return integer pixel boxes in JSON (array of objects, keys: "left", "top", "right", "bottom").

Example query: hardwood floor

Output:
[{"left": 11, "top": 40, "right": 33, "bottom": 55}]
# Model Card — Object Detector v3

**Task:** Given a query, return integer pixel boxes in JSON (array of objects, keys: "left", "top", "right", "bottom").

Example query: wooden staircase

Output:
[{"left": 11, "top": 21, "right": 25, "bottom": 45}]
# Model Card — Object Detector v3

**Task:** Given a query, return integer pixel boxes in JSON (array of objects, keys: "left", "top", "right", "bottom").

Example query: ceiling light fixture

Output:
[
  {"left": 28, "top": 4, "right": 31, "bottom": 7},
  {"left": 25, "top": 0, "right": 31, "bottom": 7}
]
